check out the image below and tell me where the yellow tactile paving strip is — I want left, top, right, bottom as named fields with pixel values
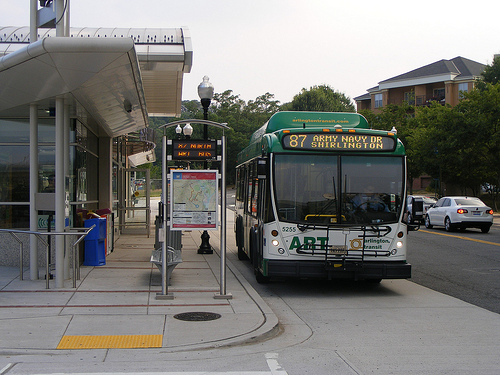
left=57, top=334, right=163, bottom=349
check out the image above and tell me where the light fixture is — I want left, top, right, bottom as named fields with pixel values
left=197, top=76, right=215, bottom=255
left=183, top=123, right=193, bottom=137
left=175, top=124, right=182, bottom=135
left=198, top=76, right=214, bottom=101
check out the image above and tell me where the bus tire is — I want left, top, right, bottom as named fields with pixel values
left=238, top=246, right=247, bottom=260
left=236, top=216, right=248, bottom=260
left=255, top=270, right=270, bottom=284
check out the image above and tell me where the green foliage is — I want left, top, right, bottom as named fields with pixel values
left=209, top=91, right=281, bottom=183
left=281, top=84, right=355, bottom=112
left=361, top=68, right=500, bottom=198
left=148, top=90, right=282, bottom=185
left=457, top=82, right=500, bottom=204
left=477, top=55, right=500, bottom=88
left=360, top=103, right=422, bottom=189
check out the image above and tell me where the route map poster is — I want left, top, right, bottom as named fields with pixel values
left=169, top=170, right=219, bottom=230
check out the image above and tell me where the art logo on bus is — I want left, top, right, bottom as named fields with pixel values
left=288, top=236, right=390, bottom=251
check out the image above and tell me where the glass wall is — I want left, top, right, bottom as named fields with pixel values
left=0, top=117, right=99, bottom=229
left=71, top=119, right=99, bottom=227
left=0, top=145, right=30, bottom=228
left=0, top=118, right=56, bottom=228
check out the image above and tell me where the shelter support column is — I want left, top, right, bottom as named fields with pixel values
left=29, top=0, right=39, bottom=280
left=99, top=137, right=113, bottom=210
left=63, top=102, right=70, bottom=279
left=29, top=104, right=39, bottom=280
left=55, top=96, right=65, bottom=287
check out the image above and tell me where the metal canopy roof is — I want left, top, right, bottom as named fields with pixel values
left=0, top=27, right=193, bottom=136
left=0, top=36, right=147, bottom=137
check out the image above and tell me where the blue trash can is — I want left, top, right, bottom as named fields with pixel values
left=84, top=217, right=106, bottom=266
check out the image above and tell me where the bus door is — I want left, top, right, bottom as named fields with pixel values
left=254, top=158, right=268, bottom=268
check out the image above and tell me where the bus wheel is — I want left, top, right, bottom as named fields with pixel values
left=237, top=245, right=247, bottom=261
left=236, top=217, right=247, bottom=260
left=255, top=270, right=270, bottom=284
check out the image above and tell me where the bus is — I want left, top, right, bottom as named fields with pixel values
left=234, top=111, right=413, bottom=283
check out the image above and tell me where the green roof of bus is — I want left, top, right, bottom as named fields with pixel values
left=237, top=111, right=404, bottom=164
left=249, top=111, right=369, bottom=143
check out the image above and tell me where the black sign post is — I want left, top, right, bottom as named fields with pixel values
left=157, top=120, right=232, bottom=300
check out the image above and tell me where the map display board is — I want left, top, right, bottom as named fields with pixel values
left=169, top=170, right=219, bottom=230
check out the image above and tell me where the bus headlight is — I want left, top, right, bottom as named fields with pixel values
left=390, top=249, right=398, bottom=255
left=272, top=239, right=279, bottom=247
left=396, top=241, right=403, bottom=248
left=278, top=248, right=285, bottom=254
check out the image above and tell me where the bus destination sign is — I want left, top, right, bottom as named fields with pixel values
left=172, top=140, right=217, bottom=160
left=282, top=133, right=396, bottom=152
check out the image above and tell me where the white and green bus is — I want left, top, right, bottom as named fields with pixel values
left=235, top=111, right=413, bottom=283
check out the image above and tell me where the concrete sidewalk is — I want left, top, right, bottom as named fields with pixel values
left=0, top=224, right=278, bottom=352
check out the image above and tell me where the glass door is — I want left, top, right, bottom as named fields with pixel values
left=119, top=168, right=151, bottom=236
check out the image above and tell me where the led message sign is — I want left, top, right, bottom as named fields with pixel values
left=282, top=133, right=396, bottom=152
left=172, top=140, right=217, bottom=160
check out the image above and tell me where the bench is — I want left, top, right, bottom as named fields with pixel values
left=150, top=246, right=182, bottom=285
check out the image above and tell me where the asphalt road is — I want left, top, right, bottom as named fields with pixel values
left=227, top=187, right=500, bottom=314
left=407, top=221, right=500, bottom=314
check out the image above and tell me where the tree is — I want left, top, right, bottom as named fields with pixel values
left=478, top=55, right=500, bottom=88
left=281, top=84, right=355, bottom=112
left=359, top=104, right=423, bottom=193
left=457, top=82, right=500, bottom=207
left=209, top=91, right=281, bottom=184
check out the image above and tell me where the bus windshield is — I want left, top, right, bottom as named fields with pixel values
left=274, top=154, right=404, bottom=226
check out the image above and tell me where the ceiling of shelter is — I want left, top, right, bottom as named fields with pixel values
left=0, top=27, right=193, bottom=134
left=0, top=37, right=147, bottom=137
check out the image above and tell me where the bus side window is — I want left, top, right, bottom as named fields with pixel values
left=235, top=168, right=241, bottom=202
left=246, top=165, right=253, bottom=214
left=251, top=179, right=259, bottom=214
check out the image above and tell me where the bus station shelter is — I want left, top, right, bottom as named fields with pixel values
left=0, top=25, right=193, bottom=286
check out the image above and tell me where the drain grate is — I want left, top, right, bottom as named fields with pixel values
left=174, top=312, right=221, bottom=321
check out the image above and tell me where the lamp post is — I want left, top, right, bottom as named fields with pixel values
left=197, top=76, right=215, bottom=254
left=198, top=75, right=214, bottom=139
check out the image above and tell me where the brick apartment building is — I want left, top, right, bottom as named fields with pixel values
left=354, top=56, right=486, bottom=112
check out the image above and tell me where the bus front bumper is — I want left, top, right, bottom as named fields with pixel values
left=266, top=260, right=411, bottom=280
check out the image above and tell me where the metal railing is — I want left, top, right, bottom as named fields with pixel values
left=116, top=206, right=151, bottom=237
left=0, top=226, right=95, bottom=289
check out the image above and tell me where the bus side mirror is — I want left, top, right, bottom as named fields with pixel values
left=257, top=158, right=267, bottom=179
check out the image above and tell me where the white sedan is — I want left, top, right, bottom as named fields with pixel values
left=424, top=196, right=494, bottom=233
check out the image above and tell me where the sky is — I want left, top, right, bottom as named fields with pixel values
left=2, top=0, right=500, bottom=106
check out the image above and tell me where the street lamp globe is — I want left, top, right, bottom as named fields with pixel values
left=183, top=123, right=193, bottom=137
left=175, top=124, right=182, bottom=138
left=198, top=75, right=214, bottom=101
